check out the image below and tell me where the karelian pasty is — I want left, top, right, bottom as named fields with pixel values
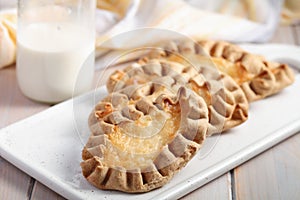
left=81, top=80, right=209, bottom=193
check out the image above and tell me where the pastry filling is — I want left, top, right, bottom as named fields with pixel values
left=166, top=54, right=253, bottom=85
left=209, top=57, right=252, bottom=85
left=102, top=98, right=181, bottom=169
left=188, top=80, right=211, bottom=105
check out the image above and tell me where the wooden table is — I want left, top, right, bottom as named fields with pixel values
left=1, top=24, right=300, bottom=200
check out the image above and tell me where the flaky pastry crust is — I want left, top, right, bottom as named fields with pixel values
left=107, top=59, right=248, bottom=135
left=81, top=81, right=209, bottom=193
left=144, top=40, right=295, bottom=102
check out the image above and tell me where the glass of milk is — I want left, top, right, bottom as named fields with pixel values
left=17, top=0, right=96, bottom=103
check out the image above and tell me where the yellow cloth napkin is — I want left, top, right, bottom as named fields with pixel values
left=0, top=9, right=17, bottom=68
left=94, top=0, right=283, bottom=69
left=281, top=0, right=300, bottom=24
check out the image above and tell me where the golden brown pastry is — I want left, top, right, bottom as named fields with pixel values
left=82, top=39, right=294, bottom=193
left=107, top=59, right=248, bottom=135
left=81, top=80, right=209, bottom=193
left=144, top=40, right=294, bottom=102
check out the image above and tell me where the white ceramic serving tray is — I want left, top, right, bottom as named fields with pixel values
left=1, top=44, right=300, bottom=200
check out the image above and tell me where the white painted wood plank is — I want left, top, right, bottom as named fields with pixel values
left=234, top=133, right=300, bottom=200
left=181, top=173, right=231, bottom=200
left=271, top=133, right=300, bottom=199
left=234, top=149, right=280, bottom=199
left=0, top=157, right=33, bottom=200
left=31, top=181, right=66, bottom=200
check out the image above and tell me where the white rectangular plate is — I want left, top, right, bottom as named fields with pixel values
left=1, top=44, right=300, bottom=200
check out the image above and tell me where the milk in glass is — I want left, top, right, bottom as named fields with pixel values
left=17, top=1, right=96, bottom=103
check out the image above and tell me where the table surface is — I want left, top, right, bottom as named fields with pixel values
left=1, top=24, right=300, bottom=200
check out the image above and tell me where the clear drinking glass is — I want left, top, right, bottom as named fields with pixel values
left=17, top=0, right=96, bottom=103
